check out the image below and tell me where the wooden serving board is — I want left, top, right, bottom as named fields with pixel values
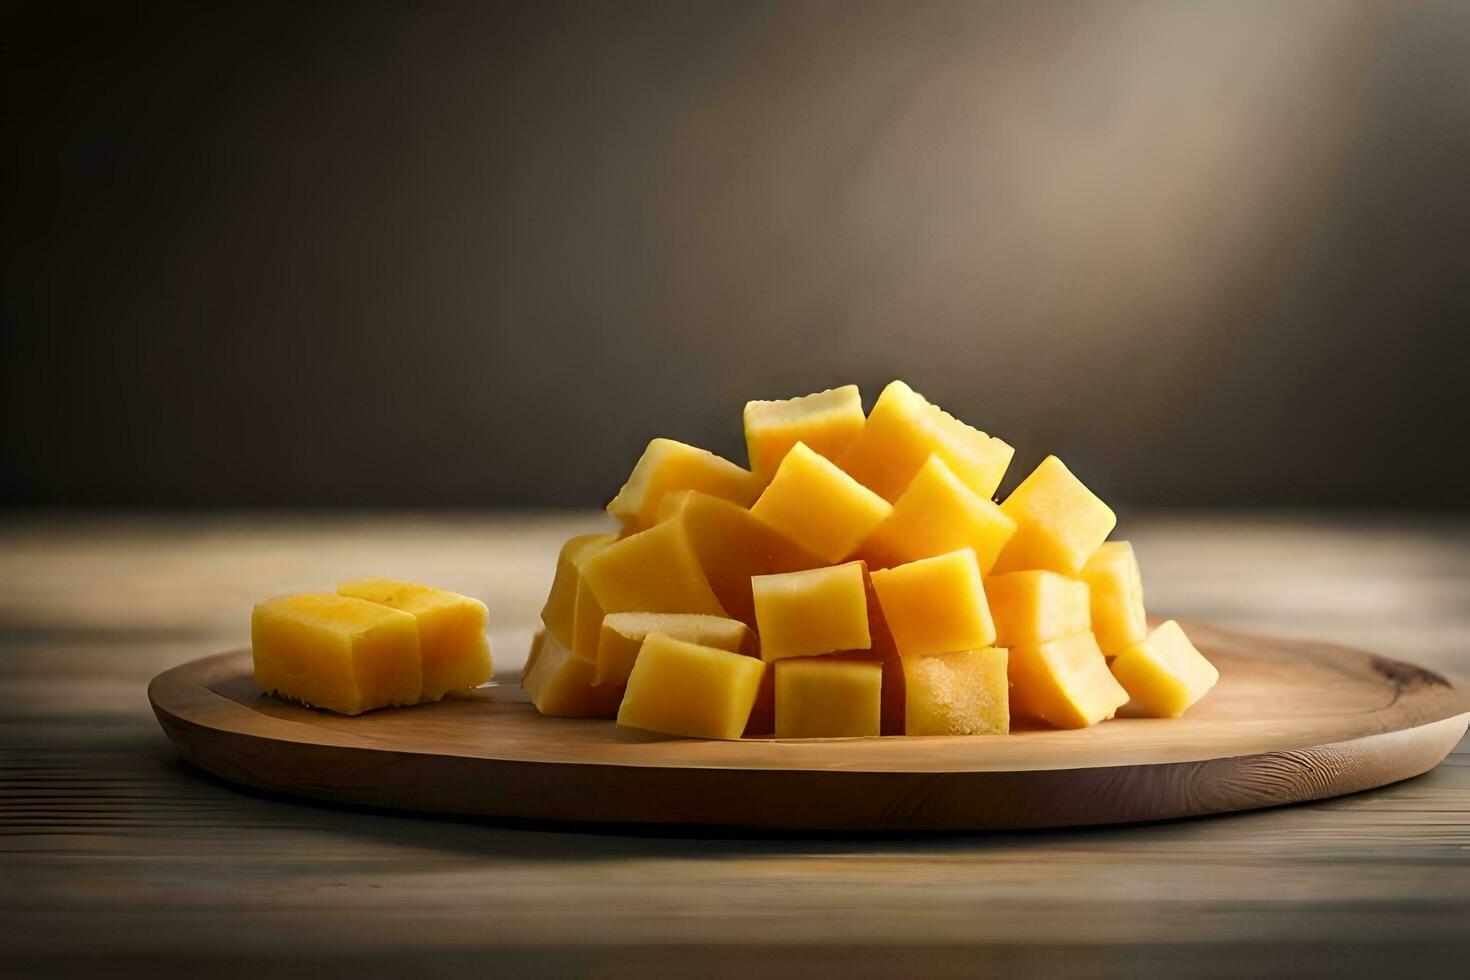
left=149, top=620, right=1469, bottom=831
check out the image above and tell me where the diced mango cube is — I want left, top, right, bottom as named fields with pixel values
left=595, top=612, right=751, bottom=686
left=1081, top=541, right=1149, bottom=655
left=750, top=441, right=893, bottom=563
left=578, top=517, right=726, bottom=617
left=617, top=633, right=766, bottom=740
left=1110, top=620, right=1218, bottom=718
left=607, top=438, right=757, bottom=533
left=337, top=578, right=491, bottom=702
left=984, top=570, right=1091, bottom=648
left=903, top=648, right=1009, bottom=736
left=839, top=380, right=1014, bottom=502
left=523, top=630, right=624, bottom=718
left=869, top=549, right=995, bottom=657
left=860, top=454, right=1017, bottom=572
left=540, top=534, right=614, bottom=647
left=774, top=658, right=882, bottom=738
left=992, top=455, right=1116, bottom=576
left=1008, top=632, right=1128, bottom=729
left=752, top=561, right=871, bottom=661
left=251, top=594, right=422, bottom=716
left=744, top=384, right=866, bottom=484
left=657, top=489, right=822, bottom=626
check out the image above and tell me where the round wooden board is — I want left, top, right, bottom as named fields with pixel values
left=149, top=620, right=1469, bottom=831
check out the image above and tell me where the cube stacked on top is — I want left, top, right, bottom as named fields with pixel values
left=529, top=381, right=1218, bottom=740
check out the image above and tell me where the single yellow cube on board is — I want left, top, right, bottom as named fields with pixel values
left=992, top=455, right=1116, bottom=576
left=869, top=549, right=995, bottom=657
left=1081, top=541, right=1149, bottom=655
left=1008, top=632, right=1128, bottom=729
left=595, top=612, right=751, bottom=687
left=1110, top=620, right=1219, bottom=718
left=657, top=490, right=824, bottom=627
left=860, top=454, right=1017, bottom=572
left=252, top=594, right=422, bottom=716
left=839, top=380, right=1014, bottom=503
left=984, top=570, right=1091, bottom=648
left=606, top=438, right=758, bottom=532
left=578, top=517, right=726, bottom=617
left=904, top=648, right=1009, bottom=736
left=522, top=629, right=547, bottom=685
left=617, top=633, right=766, bottom=740
left=751, top=561, right=872, bottom=661
left=540, top=534, right=615, bottom=648
left=337, top=578, right=492, bottom=702
left=750, top=441, right=893, bottom=563
left=522, top=631, right=624, bottom=718
left=774, top=658, right=882, bottom=738
left=744, top=384, right=867, bottom=485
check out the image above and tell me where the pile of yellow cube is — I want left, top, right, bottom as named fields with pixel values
left=527, top=381, right=1218, bottom=739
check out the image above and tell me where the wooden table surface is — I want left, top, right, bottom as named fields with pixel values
left=2, top=511, right=1467, bottom=979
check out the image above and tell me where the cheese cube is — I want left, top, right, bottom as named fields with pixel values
left=774, top=658, right=882, bottom=738
left=337, top=579, right=491, bottom=702
left=860, top=454, right=1017, bottom=572
left=1110, top=620, right=1219, bottom=718
left=540, top=534, right=614, bottom=647
left=751, top=562, right=871, bottom=661
left=750, top=441, right=893, bottom=563
left=744, top=384, right=866, bottom=484
left=657, top=489, right=823, bottom=626
left=251, top=594, right=422, bottom=716
left=594, top=612, right=751, bottom=686
left=984, top=570, right=1091, bottom=648
left=617, top=633, right=766, bottom=740
left=523, top=630, right=624, bottom=718
left=839, top=380, right=1014, bottom=502
left=1008, top=632, right=1128, bottom=729
left=607, top=438, right=757, bottom=532
left=869, top=549, right=995, bottom=657
left=993, top=455, right=1116, bottom=576
left=903, top=648, right=1009, bottom=736
left=1081, top=541, right=1149, bottom=655
left=578, top=517, right=726, bottom=617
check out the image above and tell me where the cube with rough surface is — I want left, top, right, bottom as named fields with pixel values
left=869, top=549, right=995, bottom=657
left=1110, top=620, right=1218, bottom=718
left=607, top=438, right=757, bottom=533
left=617, top=633, right=766, bottom=740
left=750, top=441, right=892, bottom=563
left=744, top=384, right=866, bottom=485
left=903, top=648, right=1009, bottom=736
left=252, top=593, right=422, bottom=716
left=337, top=578, right=491, bottom=702
left=992, top=455, right=1116, bottom=576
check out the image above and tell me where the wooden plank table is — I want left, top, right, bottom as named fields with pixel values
left=2, top=511, right=1467, bottom=978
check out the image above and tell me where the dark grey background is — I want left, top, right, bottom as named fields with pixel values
left=4, top=0, right=1468, bottom=509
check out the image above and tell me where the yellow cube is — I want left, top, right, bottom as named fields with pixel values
left=744, top=384, right=866, bottom=484
left=570, top=576, right=606, bottom=661
left=903, top=648, right=1009, bottom=736
left=336, top=578, right=491, bottom=702
left=992, top=455, right=1116, bottom=576
left=540, top=534, right=614, bottom=648
left=595, top=612, right=751, bottom=686
left=774, top=658, right=882, bottom=738
left=617, top=633, right=766, bottom=740
left=1008, top=632, right=1128, bottom=729
left=578, top=517, right=726, bottom=617
left=657, top=489, right=823, bottom=626
left=751, top=561, right=872, bottom=661
left=839, top=380, right=1014, bottom=503
left=607, top=438, right=757, bottom=533
left=750, top=441, right=893, bottom=563
left=869, top=549, right=995, bottom=657
left=1110, top=620, right=1219, bottom=718
left=251, top=594, right=422, bottom=716
left=1081, top=541, right=1149, bottom=655
left=860, top=454, right=1017, bottom=572
left=523, top=630, right=624, bottom=718
left=984, top=570, right=1091, bottom=648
